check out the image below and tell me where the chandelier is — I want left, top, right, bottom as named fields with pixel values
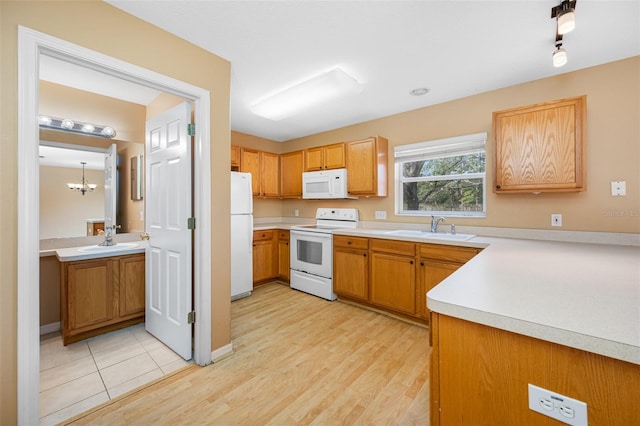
left=67, top=162, right=97, bottom=195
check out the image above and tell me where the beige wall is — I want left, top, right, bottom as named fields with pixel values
left=39, top=166, right=106, bottom=238
left=277, top=57, right=639, bottom=233
left=1, top=2, right=231, bottom=423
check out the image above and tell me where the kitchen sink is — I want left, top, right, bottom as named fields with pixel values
left=383, top=229, right=475, bottom=241
left=77, top=242, right=140, bottom=253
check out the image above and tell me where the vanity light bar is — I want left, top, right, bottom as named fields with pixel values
left=39, top=115, right=116, bottom=139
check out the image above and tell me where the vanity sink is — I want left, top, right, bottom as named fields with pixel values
left=77, top=242, right=140, bottom=253
left=383, top=229, right=475, bottom=241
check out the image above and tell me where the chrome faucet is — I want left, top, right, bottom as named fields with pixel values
left=430, top=215, right=446, bottom=233
left=99, top=224, right=121, bottom=246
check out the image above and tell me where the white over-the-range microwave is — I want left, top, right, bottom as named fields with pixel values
left=302, top=168, right=355, bottom=199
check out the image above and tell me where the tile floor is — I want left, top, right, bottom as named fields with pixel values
left=39, top=323, right=192, bottom=425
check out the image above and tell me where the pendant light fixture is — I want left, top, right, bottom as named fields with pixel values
left=67, top=162, right=97, bottom=195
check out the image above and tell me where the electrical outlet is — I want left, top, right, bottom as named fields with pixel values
left=294, top=209, right=299, bottom=217
left=528, top=384, right=588, bottom=425
left=551, top=214, right=562, bottom=227
left=375, top=211, right=387, bottom=220
left=611, top=180, right=626, bottom=196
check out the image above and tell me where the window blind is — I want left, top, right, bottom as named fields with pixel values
left=394, top=132, right=487, bottom=163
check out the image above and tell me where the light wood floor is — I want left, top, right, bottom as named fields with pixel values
left=65, top=283, right=431, bottom=425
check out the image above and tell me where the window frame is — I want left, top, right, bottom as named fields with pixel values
left=394, top=132, right=487, bottom=218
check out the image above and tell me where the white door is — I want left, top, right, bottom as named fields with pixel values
left=145, top=102, right=193, bottom=360
left=104, top=143, right=117, bottom=230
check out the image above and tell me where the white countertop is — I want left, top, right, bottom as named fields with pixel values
left=331, top=227, right=640, bottom=365
left=55, top=242, right=145, bottom=261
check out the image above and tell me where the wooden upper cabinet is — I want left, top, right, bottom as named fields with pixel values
left=261, top=152, right=280, bottom=198
left=280, top=150, right=304, bottom=198
left=240, top=148, right=261, bottom=196
left=304, top=142, right=345, bottom=171
left=345, top=136, right=388, bottom=197
left=493, top=95, right=586, bottom=193
left=230, top=145, right=240, bottom=171
left=240, top=148, right=279, bottom=198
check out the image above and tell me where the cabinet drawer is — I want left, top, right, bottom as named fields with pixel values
left=253, top=230, right=274, bottom=242
left=278, top=230, right=290, bottom=240
left=419, top=244, right=479, bottom=263
left=334, top=235, right=369, bottom=250
left=370, top=238, right=415, bottom=256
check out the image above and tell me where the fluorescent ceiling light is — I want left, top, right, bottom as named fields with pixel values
left=250, top=68, right=362, bottom=121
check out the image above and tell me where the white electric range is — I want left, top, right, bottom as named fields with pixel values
left=289, top=208, right=359, bottom=300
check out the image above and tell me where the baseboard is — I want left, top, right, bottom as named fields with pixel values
left=210, top=342, right=234, bottom=363
left=40, top=322, right=61, bottom=335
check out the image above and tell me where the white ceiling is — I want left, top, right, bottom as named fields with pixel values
left=50, top=1, right=640, bottom=142
left=39, top=145, right=105, bottom=170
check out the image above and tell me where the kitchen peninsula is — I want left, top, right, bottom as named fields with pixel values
left=332, top=228, right=639, bottom=425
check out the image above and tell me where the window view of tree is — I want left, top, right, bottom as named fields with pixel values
left=401, top=153, right=485, bottom=213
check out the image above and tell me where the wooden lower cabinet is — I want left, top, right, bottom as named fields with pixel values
left=253, top=230, right=277, bottom=284
left=277, top=230, right=290, bottom=282
left=333, top=236, right=369, bottom=301
left=61, top=253, right=145, bottom=345
left=430, top=313, right=640, bottom=426
left=370, top=252, right=416, bottom=315
left=418, top=244, right=480, bottom=320
left=333, top=237, right=480, bottom=323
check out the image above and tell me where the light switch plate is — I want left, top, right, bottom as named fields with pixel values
left=611, top=181, right=626, bottom=196
left=528, top=384, right=588, bottom=425
left=375, top=211, right=387, bottom=220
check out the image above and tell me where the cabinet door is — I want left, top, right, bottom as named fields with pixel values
left=370, top=252, right=416, bottom=315
left=261, top=152, right=280, bottom=197
left=231, top=145, right=240, bottom=170
left=253, top=230, right=277, bottom=284
left=240, top=148, right=261, bottom=196
left=323, top=142, right=346, bottom=169
left=346, top=137, right=388, bottom=196
left=334, top=248, right=369, bottom=301
left=66, top=260, right=115, bottom=331
left=277, top=239, right=290, bottom=281
left=418, top=259, right=461, bottom=320
left=303, top=147, right=323, bottom=171
left=119, top=254, right=145, bottom=318
left=493, top=96, right=585, bottom=193
left=280, top=151, right=303, bottom=197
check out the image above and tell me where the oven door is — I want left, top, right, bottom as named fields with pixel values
left=290, top=230, right=332, bottom=279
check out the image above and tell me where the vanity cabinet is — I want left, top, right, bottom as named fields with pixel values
left=280, top=151, right=304, bottom=198
left=493, top=95, right=586, bottom=193
left=333, top=236, right=369, bottom=301
left=61, top=253, right=145, bottom=345
left=417, top=244, right=480, bottom=320
left=277, top=230, right=290, bottom=282
left=345, top=136, right=388, bottom=197
left=304, top=142, right=345, bottom=171
left=240, top=148, right=280, bottom=198
left=252, top=230, right=278, bottom=284
left=369, top=239, right=416, bottom=315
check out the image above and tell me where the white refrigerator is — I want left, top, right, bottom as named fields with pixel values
left=230, top=172, right=253, bottom=300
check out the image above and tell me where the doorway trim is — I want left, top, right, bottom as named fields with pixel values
left=18, top=26, right=212, bottom=424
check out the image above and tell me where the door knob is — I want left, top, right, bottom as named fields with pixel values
left=140, top=232, right=150, bottom=240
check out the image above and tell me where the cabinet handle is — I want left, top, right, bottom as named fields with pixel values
left=420, top=261, right=424, bottom=266
left=410, top=260, right=414, bottom=264
left=496, top=185, right=501, bottom=189
left=347, top=241, right=351, bottom=245
left=286, top=242, right=288, bottom=246
left=363, top=253, right=367, bottom=257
